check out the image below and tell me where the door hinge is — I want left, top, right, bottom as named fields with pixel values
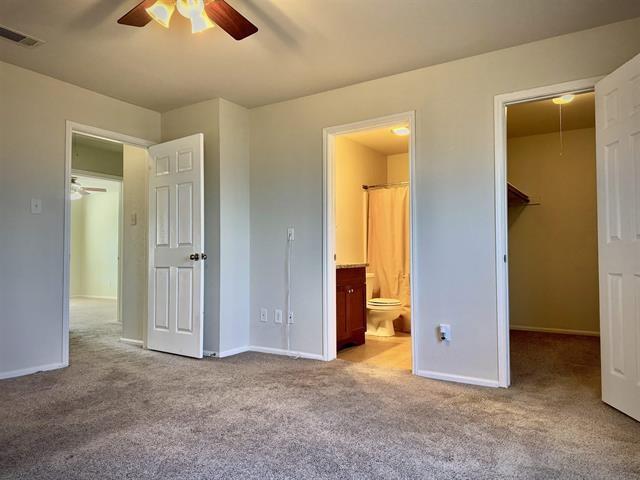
left=504, top=254, right=507, bottom=263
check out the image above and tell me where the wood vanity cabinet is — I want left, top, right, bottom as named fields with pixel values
left=336, top=266, right=366, bottom=351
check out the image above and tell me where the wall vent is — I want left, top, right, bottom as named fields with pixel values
left=0, top=25, right=44, bottom=48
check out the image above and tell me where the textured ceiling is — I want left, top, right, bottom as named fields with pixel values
left=1, top=1, right=639, bottom=111
left=507, top=92, right=595, bottom=138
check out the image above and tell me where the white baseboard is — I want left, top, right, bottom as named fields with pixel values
left=510, top=325, right=600, bottom=337
left=204, top=345, right=323, bottom=360
left=416, top=369, right=500, bottom=388
left=120, top=337, right=143, bottom=347
left=219, top=346, right=251, bottom=358
left=0, top=362, right=67, bottom=380
left=249, top=345, right=324, bottom=361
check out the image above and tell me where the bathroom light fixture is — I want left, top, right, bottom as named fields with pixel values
left=146, top=0, right=214, bottom=33
left=391, top=126, right=410, bottom=136
left=552, top=94, right=575, bottom=105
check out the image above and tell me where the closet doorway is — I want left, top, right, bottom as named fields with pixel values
left=505, top=90, right=600, bottom=389
left=322, top=112, right=418, bottom=372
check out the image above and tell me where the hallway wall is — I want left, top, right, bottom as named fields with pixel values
left=70, top=188, right=120, bottom=299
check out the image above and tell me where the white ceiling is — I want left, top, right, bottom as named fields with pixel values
left=508, top=91, right=595, bottom=138
left=1, top=1, right=639, bottom=111
left=343, top=125, right=409, bottom=156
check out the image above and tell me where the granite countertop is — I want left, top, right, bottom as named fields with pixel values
left=336, top=263, right=368, bottom=269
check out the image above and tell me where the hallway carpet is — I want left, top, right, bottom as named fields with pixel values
left=1, top=324, right=639, bottom=479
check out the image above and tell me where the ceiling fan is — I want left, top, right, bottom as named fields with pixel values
left=118, top=0, right=258, bottom=40
left=70, top=177, right=107, bottom=201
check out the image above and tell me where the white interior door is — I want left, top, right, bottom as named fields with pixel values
left=596, top=53, right=640, bottom=421
left=147, top=134, right=204, bottom=358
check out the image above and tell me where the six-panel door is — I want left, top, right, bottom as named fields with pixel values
left=147, top=134, right=204, bottom=358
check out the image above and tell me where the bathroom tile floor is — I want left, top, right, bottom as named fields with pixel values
left=337, top=332, right=412, bottom=370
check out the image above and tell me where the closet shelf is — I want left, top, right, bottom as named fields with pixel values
left=507, top=182, right=530, bottom=206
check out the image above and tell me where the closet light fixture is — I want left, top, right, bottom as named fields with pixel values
left=391, top=126, right=410, bottom=136
left=552, top=94, right=575, bottom=105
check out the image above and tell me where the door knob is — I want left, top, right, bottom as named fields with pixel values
left=189, top=253, right=200, bottom=261
left=201, top=253, right=207, bottom=260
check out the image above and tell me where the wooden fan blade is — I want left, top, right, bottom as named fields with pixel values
left=84, top=188, right=108, bottom=193
left=205, top=0, right=258, bottom=40
left=118, top=0, right=156, bottom=27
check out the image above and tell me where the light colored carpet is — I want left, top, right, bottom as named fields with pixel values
left=1, top=318, right=639, bottom=479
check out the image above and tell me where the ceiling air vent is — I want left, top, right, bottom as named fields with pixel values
left=0, top=25, right=44, bottom=48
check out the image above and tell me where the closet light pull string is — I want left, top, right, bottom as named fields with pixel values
left=559, top=103, right=564, bottom=156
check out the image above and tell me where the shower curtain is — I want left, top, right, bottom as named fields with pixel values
left=367, top=186, right=411, bottom=332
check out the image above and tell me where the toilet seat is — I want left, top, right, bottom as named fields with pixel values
left=367, top=297, right=402, bottom=310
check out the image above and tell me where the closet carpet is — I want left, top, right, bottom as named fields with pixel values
left=1, top=318, right=639, bottom=479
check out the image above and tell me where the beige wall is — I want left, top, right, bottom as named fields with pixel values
left=218, top=99, right=251, bottom=354
left=249, top=18, right=640, bottom=382
left=162, top=99, right=221, bottom=353
left=161, top=98, right=251, bottom=355
left=70, top=189, right=120, bottom=299
left=335, top=137, right=387, bottom=265
left=387, top=153, right=409, bottom=183
left=0, top=61, right=160, bottom=377
left=508, top=128, right=599, bottom=334
left=121, top=145, right=149, bottom=342
left=72, top=142, right=123, bottom=178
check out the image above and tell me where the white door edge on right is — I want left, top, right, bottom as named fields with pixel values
left=595, top=52, right=640, bottom=421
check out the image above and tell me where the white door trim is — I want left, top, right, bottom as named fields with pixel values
left=63, top=121, right=154, bottom=366
left=493, top=77, right=602, bottom=387
left=322, top=111, right=418, bottom=373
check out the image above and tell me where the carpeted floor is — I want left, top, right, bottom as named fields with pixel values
left=1, top=310, right=639, bottom=479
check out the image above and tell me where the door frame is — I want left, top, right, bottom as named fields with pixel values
left=63, top=121, right=154, bottom=366
left=493, top=77, right=601, bottom=387
left=322, top=111, right=418, bottom=372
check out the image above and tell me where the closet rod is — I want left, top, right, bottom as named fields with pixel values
left=362, top=181, right=409, bottom=190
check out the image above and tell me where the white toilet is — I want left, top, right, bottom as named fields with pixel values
left=366, top=273, right=402, bottom=337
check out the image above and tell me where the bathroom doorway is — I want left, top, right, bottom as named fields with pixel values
left=322, top=112, right=417, bottom=372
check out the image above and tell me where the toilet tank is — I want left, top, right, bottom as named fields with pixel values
left=366, top=273, right=377, bottom=300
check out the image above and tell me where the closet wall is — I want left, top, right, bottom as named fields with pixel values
left=508, top=127, right=599, bottom=334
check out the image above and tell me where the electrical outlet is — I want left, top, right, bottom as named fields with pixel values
left=287, top=311, right=294, bottom=324
left=275, top=309, right=283, bottom=324
left=260, top=308, right=268, bottom=323
left=439, top=324, right=451, bottom=342
left=30, top=198, right=42, bottom=214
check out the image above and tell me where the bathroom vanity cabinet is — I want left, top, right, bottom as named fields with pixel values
left=336, top=266, right=366, bottom=351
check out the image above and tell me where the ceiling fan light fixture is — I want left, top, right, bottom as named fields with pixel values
left=146, top=0, right=175, bottom=28
left=189, top=12, right=215, bottom=33
left=176, top=0, right=215, bottom=33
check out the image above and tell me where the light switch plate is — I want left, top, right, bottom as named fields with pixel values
left=31, top=198, right=42, bottom=214
left=275, top=309, right=283, bottom=324
left=260, top=308, right=268, bottom=323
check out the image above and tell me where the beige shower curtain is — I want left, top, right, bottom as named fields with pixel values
left=367, top=186, right=411, bottom=332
